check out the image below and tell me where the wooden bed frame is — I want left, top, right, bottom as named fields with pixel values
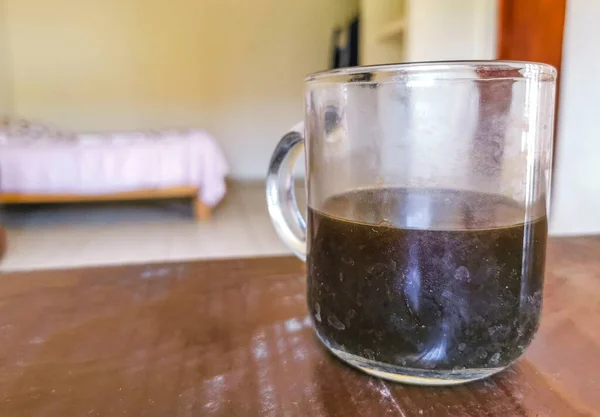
left=0, top=186, right=212, bottom=221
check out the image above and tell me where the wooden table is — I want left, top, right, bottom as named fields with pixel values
left=0, top=237, right=598, bottom=416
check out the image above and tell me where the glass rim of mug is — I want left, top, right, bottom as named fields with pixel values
left=306, top=60, right=557, bottom=84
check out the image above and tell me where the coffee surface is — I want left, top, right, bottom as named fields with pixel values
left=307, top=188, right=546, bottom=370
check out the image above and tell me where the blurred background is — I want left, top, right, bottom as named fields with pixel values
left=0, top=0, right=595, bottom=271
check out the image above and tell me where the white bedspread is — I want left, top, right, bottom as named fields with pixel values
left=0, top=129, right=229, bottom=206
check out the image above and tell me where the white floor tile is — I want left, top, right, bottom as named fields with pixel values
left=0, top=183, right=296, bottom=272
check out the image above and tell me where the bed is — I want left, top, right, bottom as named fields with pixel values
left=0, top=118, right=229, bottom=220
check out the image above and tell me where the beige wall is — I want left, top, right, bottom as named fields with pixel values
left=405, top=0, right=497, bottom=62
left=360, top=0, right=497, bottom=66
left=359, top=0, right=405, bottom=65
left=4, top=0, right=358, bottom=179
left=0, top=1, right=12, bottom=114
left=550, top=0, right=600, bottom=235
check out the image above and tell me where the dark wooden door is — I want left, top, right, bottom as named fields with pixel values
left=497, top=0, right=567, bottom=137
left=497, top=0, right=566, bottom=71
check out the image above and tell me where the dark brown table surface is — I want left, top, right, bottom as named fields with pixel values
left=0, top=237, right=599, bottom=416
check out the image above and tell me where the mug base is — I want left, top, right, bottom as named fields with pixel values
left=328, top=346, right=505, bottom=386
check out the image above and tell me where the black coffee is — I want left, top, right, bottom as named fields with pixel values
left=307, top=188, right=546, bottom=371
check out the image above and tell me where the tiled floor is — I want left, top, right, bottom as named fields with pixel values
left=0, top=183, right=301, bottom=272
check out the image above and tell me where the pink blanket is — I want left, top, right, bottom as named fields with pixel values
left=0, top=129, right=229, bottom=206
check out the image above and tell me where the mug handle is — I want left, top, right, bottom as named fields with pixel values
left=266, top=122, right=307, bottom=261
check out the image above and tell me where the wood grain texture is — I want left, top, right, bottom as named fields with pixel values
left=0, top=186, right=199, bottom=204
left=0, top=238, right=598, bottom=416
left=193, top=194, right=212, bottom=221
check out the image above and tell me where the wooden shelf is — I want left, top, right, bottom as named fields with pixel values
left=378, top=18, right=406, bottom=41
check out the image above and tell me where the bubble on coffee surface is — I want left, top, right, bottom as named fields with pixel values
left=327, top=315, right=346, bottom=331
left=489, top=352, right=501, bottom=366
left=314, top=303, right=322, bottom=323
left=454, top=266, right=470, bottom=281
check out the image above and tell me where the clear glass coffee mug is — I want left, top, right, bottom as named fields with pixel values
left=267, top=61, right=556, bottom=385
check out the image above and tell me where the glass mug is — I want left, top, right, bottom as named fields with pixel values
left=267, top=61, right=556, bottom=385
